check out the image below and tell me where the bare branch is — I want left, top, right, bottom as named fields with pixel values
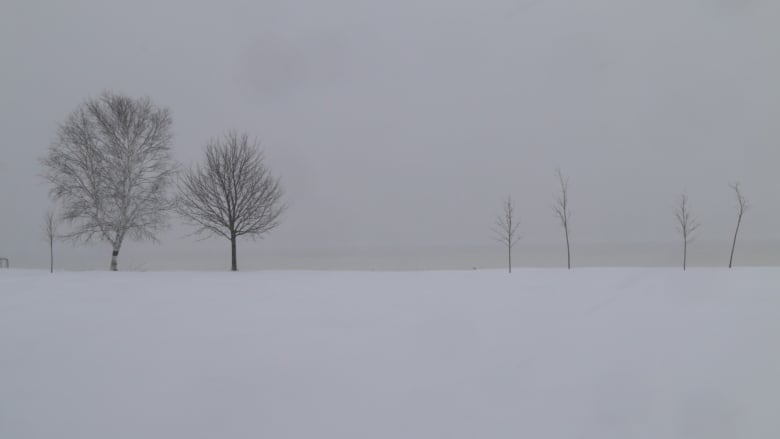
left=553, top=168, right=572, bottom=269
left=43, top=209, right=58, bottom=273
left=674, top=193, right=700, bottom=270
left=493, top=197, right=521, bottom=273
left=43, top=209, right=58, bottom=241
left=728, top=182, right=749, bottom=268
left=729, top=182, right=749, bottom=216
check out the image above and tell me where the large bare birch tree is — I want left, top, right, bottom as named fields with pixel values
left=728, top=182, right=749, bottom=268
left=674, top=194, right=699, bottom=271
left=493, top=197, right=521, bottom=273
left=177, top=132, right=285, bottom=271
left=41, top=91, right=177, bottom=271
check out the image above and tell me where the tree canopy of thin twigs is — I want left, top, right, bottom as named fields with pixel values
left=177, top=132, right=285, bottom=271
left=553, top=168, right=572, bottom=269
left=674, top=194, right=700, bottom=271
left=728, top=182, right=749, bottom=268
left=41, top=91, right=177, bottom=271
left=492, top=197, right=521, bottom=273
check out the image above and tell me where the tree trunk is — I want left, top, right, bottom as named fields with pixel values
left=50, top=237, right=54, bottom=274
left=683, top=240, right=687, bottom=271
left=564, top=226, right=571, bottom=270
left=231, top=234, right=238, bottom=271
left=110, top=248, right=119, bottom=271
left=729, top=215, right=742, bottom=269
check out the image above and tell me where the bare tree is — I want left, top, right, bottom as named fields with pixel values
left=41, top=91, right=177, bottom=271
left=43, top=209, right=58, bottom=273
left=674, top=194, right=700, bottom=271
left=728, top=182, right=749, bottom=269
left=492, top=197, right=521, bottom=273
left=553, top=168, right=572, bottom=269
left=177, top=132, right=285, bottom=271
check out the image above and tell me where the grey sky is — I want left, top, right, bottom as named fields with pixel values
left=1, top=0, right=779, bottom=270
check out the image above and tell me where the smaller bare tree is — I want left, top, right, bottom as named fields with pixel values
left=493, top=197, right=521, bottom=273
left=728, top=182, right=749, bottom=269
left=553, top=168, right=572, bottom=269
left=177, top=132, right=286, bottom=271
left=43, top=209, right=58, bottom=273
left=675, top=194, right=700, bottom=271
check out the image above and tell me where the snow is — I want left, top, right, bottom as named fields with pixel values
left=1, top=268, right=780, bottom=438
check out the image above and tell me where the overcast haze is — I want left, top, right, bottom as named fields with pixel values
left=1, top=0, right=779, bottom=270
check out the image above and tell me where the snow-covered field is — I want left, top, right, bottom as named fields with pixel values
left=2, top=268, right=780, bottom=438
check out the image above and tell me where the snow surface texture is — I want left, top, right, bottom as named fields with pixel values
left=2, top=268, right=780, bottom=438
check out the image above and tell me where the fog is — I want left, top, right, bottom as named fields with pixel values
left=1, top=0, right=779, bottom=270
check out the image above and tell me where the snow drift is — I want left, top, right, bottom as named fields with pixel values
left=2, top=268, right=779, bottom=438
